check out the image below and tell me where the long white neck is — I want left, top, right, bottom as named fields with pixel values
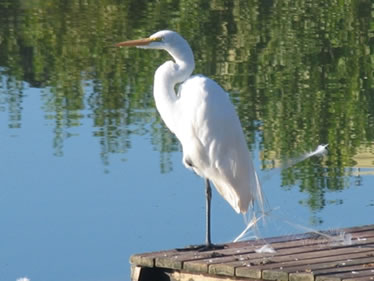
left=153, top=42, right=195, bottom=133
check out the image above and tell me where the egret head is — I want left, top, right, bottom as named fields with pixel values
left=115, top=30, right=195, bottom=81
left=115, top=30, right=184, bottom=50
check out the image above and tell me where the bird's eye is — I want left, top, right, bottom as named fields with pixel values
left=151, top=37, right=163, bottom=43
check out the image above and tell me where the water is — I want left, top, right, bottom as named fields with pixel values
left=1, top=1, right=373, bottom=280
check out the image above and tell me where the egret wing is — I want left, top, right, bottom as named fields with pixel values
left=175, top=75, right=262, bottom=214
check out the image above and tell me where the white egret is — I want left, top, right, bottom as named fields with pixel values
left=116, top=30, right=263, bottom=249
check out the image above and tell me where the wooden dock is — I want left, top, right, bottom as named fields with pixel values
left=130, top=224, right=374, bottom=281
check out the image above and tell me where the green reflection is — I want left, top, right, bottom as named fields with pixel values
left=0, top=0, right=373, bottom=215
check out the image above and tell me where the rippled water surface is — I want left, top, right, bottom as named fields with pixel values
left=0, top=1, right=373, bottom=280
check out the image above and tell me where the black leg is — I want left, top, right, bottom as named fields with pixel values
left=205, top=178, right=212, bottom=247
left=200, top=178, right=223, bottom=251
left=176, top=178, right=224, bottom=252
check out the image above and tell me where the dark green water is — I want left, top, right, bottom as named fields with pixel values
left=1, top=0, right=373, bottom=193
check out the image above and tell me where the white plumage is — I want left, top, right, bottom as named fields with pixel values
left=175, top=75, right=258, bottom=214
left=116, top=30, right=263, bottom=247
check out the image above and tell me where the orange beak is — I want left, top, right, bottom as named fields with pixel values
left=114, top=37, right=158, bottom=47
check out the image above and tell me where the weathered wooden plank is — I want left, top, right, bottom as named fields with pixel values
left=183, top=249, right=266, bottom=274
left=153, top=249, right=230, bottom=270
left=235, top=265, right=262, bottom=279
left=318, top=268, right=374, bottom=279
left=183, top=251, right=267, bottom=275
left=183, top=240, right=374, bottom=278
left=227, top=242, right=374, bottom=277
left=130, top=248, right=181, bottom=267
left=130, top=226, right=374, bottom=261
left=313, top=262, right=374, bottom=276
left=270, top=235, right=374, bottom=254
left=129, top=224, right=374, bottom=281
left=289, top=272, right=314, bottom=281
left=156, top=256, right=184, bottom=270
left=130, top=244, right=234, bottom=266
left=262, top=269, right=289, bottom=280
left=133, top=248, right=227, bottom=271
left=230, top=224, right=374, bottom=251
left=167, top=271, right=263, bottom=281
left=130, top=265, right=142, bottom=281
left=233, top=248, right=374, bottom=280
left=283, top=256, right=374, bottom=277
left=241, top=248, right=374, bottom=270
left=130, top=254, right=156, bottom=268
left=208, top=263, right=236, bottom=277
left=183, top=238, right=326, bottom=272
left=131, top=232, right=374, bottom=271
left=183, top=260, right=211, bottom=273
left=233, top=249, right=374, bottom=276
left=343, top=276, right=374, bottom=281
left=235, top=236, right=374, bottom=262
left=315, top=276, right=341, bottom=281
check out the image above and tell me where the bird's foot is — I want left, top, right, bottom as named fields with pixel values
left=176, top=243, right=225, bottom=252
left=197, top=243, right=225, bottom=252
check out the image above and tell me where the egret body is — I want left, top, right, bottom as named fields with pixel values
left=116, top=30, right=263, bottom=248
